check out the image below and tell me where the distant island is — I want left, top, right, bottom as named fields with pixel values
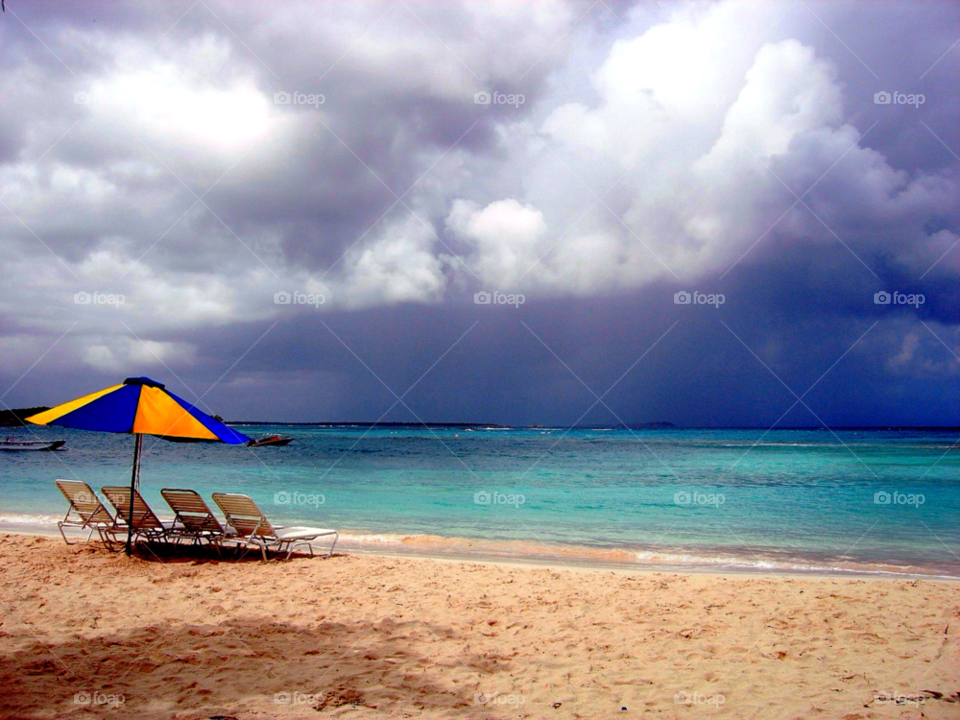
left=225, top=422, right=960, bottom=430
left=229, top=420, right=679, bottom=429
left=231, top=421, right=513, bottom=428
left=0, top=407, right=48, bottom=427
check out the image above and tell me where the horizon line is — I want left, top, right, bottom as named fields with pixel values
left=229, top=421, right=960, bottom=431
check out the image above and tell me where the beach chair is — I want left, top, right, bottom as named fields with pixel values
left=54, top=480, right=118, bottom=546
left=212, top=492, right=338, bottom=560
left=101, top=486, right=177, bottom=547
left=161, top=488, right=235, bottom=555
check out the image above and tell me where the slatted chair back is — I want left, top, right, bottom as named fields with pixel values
left=162, top=488, right=224, bottom=535
left=212, top=493, right=277, bottom=539
left=56, top=480, right=113, bottom=525
left=101, top=486, right=165, bottom=532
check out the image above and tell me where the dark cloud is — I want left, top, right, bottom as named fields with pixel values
left=0, top=0, right=957, bottom=427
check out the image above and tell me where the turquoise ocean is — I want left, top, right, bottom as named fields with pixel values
left=1, top=425, right=958, bottom=577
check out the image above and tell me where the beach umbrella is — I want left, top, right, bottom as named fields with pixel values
left=26, top=377, right=249, bottom=555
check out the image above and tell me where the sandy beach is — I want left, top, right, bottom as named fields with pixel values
left=0, top=534, right=957, bottom=718
left=2, top=0, right=958, bottom=714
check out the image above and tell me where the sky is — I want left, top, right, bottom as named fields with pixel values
left=0, top=0, right=958, bottom=427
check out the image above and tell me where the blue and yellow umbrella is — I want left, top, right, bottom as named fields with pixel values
left=28, top=377, right=249, bottom=554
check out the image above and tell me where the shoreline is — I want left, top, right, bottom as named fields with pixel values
left=5, top=518, right=958, bottom=581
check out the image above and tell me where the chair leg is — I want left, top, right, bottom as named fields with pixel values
left=288, top=540, right=313, bottom=560
left=102, top=528, right=125, bottom=552
left=100, top=529, right=114, bottom=550
left=282, top=535, right=338, bottom=560
left=235, top=540, right=253, bottom=561
left=241, top=538, right=268, bottom=561
left=58, top=522, right=76, bottom=546
left=97, top=526, right=117, bottom=549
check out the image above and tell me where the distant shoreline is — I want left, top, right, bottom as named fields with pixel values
left=230, top=421, right=677, bottom=429
left=8, top=409, right=959, bottom=431
left=3, top=523, right=958, bottom=581
left=0, top=407, right=49, bottom=427
left=228, top=421, right=960, bottom=431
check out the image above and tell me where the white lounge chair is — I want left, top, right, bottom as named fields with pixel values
left=101, top=486, right=178, bottom=547
left=54, top=480, right=117, bottom=546
left=161, top=488, right=236, bottom=555
left=212, top=492, right=338, bottom=560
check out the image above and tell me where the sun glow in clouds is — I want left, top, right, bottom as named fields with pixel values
left=80, top=69, right=271, bottom=150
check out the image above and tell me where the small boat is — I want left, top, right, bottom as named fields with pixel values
left=0, top=437, right=66, bottom=451
left=247, top=435, right=294, bottom=447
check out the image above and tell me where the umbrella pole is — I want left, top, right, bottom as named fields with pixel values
left=125, top=433, right=143, bottom=556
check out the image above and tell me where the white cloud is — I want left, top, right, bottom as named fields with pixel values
left=337, top=216, right=447, bottom=308
left=447, top=199, right=547, bottom=288
left=450, top=1, right=960, bottom=296
left=71, top=32, right=274, bottom=153
left=81, top=338, right=197, bottom=372
left=82, top=345, right=119, bottom=372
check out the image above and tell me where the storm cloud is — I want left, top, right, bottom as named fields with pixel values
left=0, top=0, right=957, bottom=426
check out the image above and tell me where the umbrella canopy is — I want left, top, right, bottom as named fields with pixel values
left=27, top=377, right=249, bottom=554
left=27, top=376, right=249, bottom=444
